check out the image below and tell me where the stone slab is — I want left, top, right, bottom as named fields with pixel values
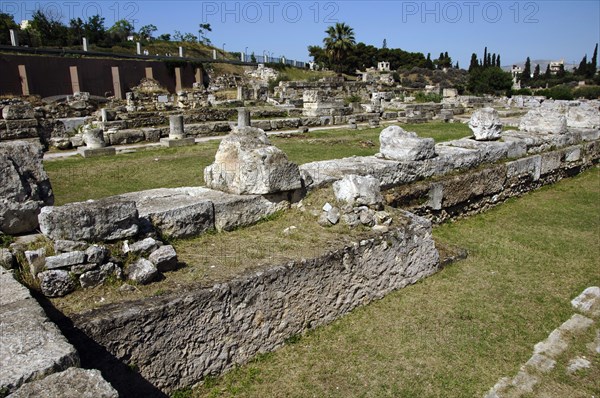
left=117, top=188, right=214, bottom=239
left=0, top=268, right=79, bottom=394
left=77, top=147, right=116, bottom=158
left=7, top=368, right=118, bottom=398
left=160, top=137, right=195, bottom=147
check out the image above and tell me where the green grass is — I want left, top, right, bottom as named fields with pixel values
left=183, top=167, right=600, bottom=398
left=44, top=122, right=470, bottom=205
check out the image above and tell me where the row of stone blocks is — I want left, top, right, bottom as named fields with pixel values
left=300, top=128, right=599, bottom=191
left=0, top=268, right=118, bottom=396
left=36, top=127, right=599, bottom=246
left=38, top=187, right=293, bottom=243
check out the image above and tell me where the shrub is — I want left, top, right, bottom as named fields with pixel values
left=511, top=88, right=533, bottom=96
left=414, top=91, right=442, bottom=103
left=572, top=85, right=600, bottom=99
left=344, top=94, right=362, bottom=104
left=536, top=85, right=574, bottom=100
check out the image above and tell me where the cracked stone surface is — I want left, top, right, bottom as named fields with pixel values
left=0, top=268, right=79, bottom=394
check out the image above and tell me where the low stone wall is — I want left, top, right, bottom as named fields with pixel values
left=385, top=143, right=598, bottom=223
left=69, top=211, right=439, bottom=394
left=300, top=129, right=598, bottom=191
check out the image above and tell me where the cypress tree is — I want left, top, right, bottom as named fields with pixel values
left=544, top=64, right=551, bottom=79
left=483, top=47, right=488, bottom=67
left=469, top=53, right=479, bottom=72
left=491, top=54, right=496, bottom=68
left=425, top=53, right=434, bottom=69
left=577, top=55, right=588, bottom=76
left=589, top=43, right=598, bottom=77
left=533, top=64, right=540, bottom=80
left=521, top=57, right=531, bottom=84
left=496, top=54, right=501, bottom=67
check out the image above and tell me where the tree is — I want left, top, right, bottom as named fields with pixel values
left=588, top=43, right=598, bottom=78
left=68, top=17, right=85, bottom=45
left=483, top=47, right=488, bottom=67
left=0, top=12, right=18, bottom=45
left=84, top=15, right=106, bottom=45
left=455, top=61, right=459, bottom=69
left=173, top=31, right=197, bottom=43
left=577, top=55, right=588, bottom=76
left=138, top=24, right=157, bottom=41
left=496, top=54, right=501, bottom=67
left=157, top=33, right=171, bottom=41
left=28, top=10, right=69, bottom=46
left=468, top=66, right=512, bottom=94
left=521, top=57, right=531, bottom=85
left=533, top=64, right=540, bottom=80
left=435, top=52, right=451, bottom=69
left=382, top=38, right=387, bottom=49
left=323, top=22, right=356, bottom=73
left=424, top=53, right=434, bottom=69
left=544, top=64, right=551, bottom=79
left=109, top=19, right=135, bottom=42
left=556, top=64, right=565, bottom=78
left=198, top=23, right=212, bottom=44
left=491, top=54, right=496, bottom=68
left=469, top=53, right=479, bottom=72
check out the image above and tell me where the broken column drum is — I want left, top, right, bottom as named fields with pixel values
left=237, top=108, right=251, bottom=128
left=82, top=128, right=106, bottom=149
left=169, top=115, right=185, bottom=139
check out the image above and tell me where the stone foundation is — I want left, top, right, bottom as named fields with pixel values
left=68, top=212, right=439, bottom=394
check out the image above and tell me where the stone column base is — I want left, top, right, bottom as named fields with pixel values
left=77, top=147, right=116, bottom=158
left=160, top=138, right=196, bottom=147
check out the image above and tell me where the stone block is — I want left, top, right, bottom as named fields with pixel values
left=39, top=198, right=139, bottom=242
left=160, top=137, right=195, bottom=147
left=126, top=258, right=158, bottom=285
left=118, top=188, right=214, bottom=239
left=149, top=245, right=178, bottom=272
left=506, top=155, right=541, bottom=181
left=7, top=368, right=118, bottom=398
left=204, top=127, right=302, bottom=195
left=0, top=141, right=54, bottom=235
left=44, top=251, right=87, bottom=270
left=0, top=268, right=79, bottom=394
left=333, top=174, right=383, bottom=207
left=77, top=147, right=116, bottom=158
left=379, top=125, right=435, bottom=161
left=540, top=151, right=562, bottom=175
left=2, top=104, right=35, bottom=120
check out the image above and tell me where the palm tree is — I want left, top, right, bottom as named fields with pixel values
left=323, top=23, right=356, bottom=73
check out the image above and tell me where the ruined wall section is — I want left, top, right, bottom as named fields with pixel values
left=70, top=212, right=439, bottom=393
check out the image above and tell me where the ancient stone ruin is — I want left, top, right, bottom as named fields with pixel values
left=1, top=60, right=599, bottom=397
left=0, top=140, right=54, bottom=235
left=204, top=126, right=302, bottom=195
left=469, top=107, right=503, bottom=141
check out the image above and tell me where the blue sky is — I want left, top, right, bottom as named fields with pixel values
left=3, top=1, right=599, bottom=67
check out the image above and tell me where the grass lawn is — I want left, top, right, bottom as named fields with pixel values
left=178, top=167, right=599, bottom=398
left=44, top=122, right=471, bottom=205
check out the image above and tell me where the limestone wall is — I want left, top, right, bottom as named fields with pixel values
left=70, top=212, right=439, bottom=393
left=385, top=142, right=598, bottom=223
